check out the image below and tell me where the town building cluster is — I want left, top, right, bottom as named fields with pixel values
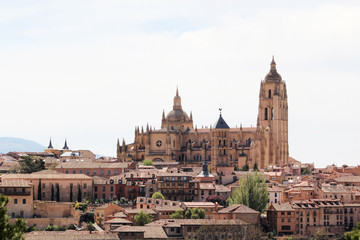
left=0, top=59, right=358, bottom=239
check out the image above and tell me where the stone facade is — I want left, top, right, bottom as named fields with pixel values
left=0, top=180, right=34, bottom=218
left=2, top=172, right=93, bottom=202
left=118, top=58, right=289, bottom=171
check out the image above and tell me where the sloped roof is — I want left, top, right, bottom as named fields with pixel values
left=25, top=231, right=119, bottom=240
left=113, top=226, right=168, bottom=239
left=218, top=204, right=259, bottom=214
left=213, top=114, right=230, bottom=129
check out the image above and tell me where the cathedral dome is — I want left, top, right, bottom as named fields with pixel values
left=265, top=56, right=282, bottom=81
left=166, top=109, right=190, bottom=121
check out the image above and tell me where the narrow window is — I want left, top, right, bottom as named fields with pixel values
left=265, top=108, right=268, bottom=120
left=271, top=107, right=274, bottom=120
left=269, top=89, right=272, bottom=98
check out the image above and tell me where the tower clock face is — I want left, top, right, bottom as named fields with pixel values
left=156, top=140, right=162, bottom=147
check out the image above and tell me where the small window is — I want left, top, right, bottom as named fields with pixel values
left=269, top=89, right=272, bottom=98
left=23, top=199, right=26, bottom=204
left=265, top=108, right=268, bottom=120
left=14, top=199, right=18, bottom=204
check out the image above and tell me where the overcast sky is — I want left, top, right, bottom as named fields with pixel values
left=0, top=1, right=359, bottom=167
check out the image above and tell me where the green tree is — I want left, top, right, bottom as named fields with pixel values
left=134, top=210, right=153, bottom=226
left=18, top=156, right=45, bottom=173
left=0, top=194, right=27, bottom=240
left=170, top=209, right=184, bottom=219
left=227, top=171, right=269, bottom=213
left=253, top=162, right=258, bottom=171
left=345, top=222, right=360, bottom=240
left=51, top=184, right=54, bottom=201
left=37, top=179, right=42, bottom=201
left=79, top=212, right=94, bottom=223
left=70, top=184, right=73, bottom=202
left=143, top=160, right=154, bottom=166
left=56, top=184, right=60, bottom=202
left=152, top=192, right=165, bottom=200
left=302, top=168, right=311, bottom=175
left=313, top=229, right=327, bottom=240
left=87, top=222, right=96, bottom=231
left=185, top=208, right=205, bottom=219
left=77, top=184, right=82, bottom=202
left=241, top=163, right=249, bottom=171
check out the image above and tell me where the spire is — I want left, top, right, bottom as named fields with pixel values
left=173, top=87, right=182, bottom=110
left=48, top=138, right=53, bottom=149
left=202, top=159, right=209, bottom=173
left=141, top=126, right=144, bottom=134
left=270, top=55, right=276, bottom=69
left=190, top=111, right=193, bottom=121
left=117, top=138, right=121, bottom=159
left=162, top=110, right=165, bottom=121
left=213, top=110, right=230, bottom=129
left=63, top=139, right=69, bottom=150
left=146, top=123, right=149, bottom=133
left=265, top=55, right=282, bottom=81
left=240, top=123, right=243, bottom=131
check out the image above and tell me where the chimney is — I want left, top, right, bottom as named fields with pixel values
left=215, top=202, right=219, bottom=212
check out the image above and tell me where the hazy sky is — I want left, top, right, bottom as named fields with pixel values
left=0, top=1, right=359, bottom=167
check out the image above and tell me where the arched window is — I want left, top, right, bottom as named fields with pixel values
left=265, top=108, right=268, bottom=120
left=219, top=139, right=221, bottom=145
left=269, top=89, right=272, bottom=98
left=223, top=140, right=226, bottom=146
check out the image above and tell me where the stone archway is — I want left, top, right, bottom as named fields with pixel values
left=152, top=158, right=164, bottom=162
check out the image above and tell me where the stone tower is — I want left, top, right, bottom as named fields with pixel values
left=253, top=57, right=289, bottom=168
left=210, top=112, right=231, bottom=171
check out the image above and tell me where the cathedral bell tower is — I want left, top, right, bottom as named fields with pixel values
left=255, top=57, right=289, bottom=168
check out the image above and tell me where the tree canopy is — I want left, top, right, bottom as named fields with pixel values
left=185, top=208, right=205, bottom=219
left=16, top=156, right=45, bottom=173
left=134, top=210, right=153, bottom=226
left=0, top=194, right=27, bottom=240
left=227, top=171, right=269, bottom=213
left=142, top=160, right=154, bottom=166
left=170, top=209, right=184, bottom=219
left=345, top=222, right=360, bottom=240
left=151, top=192, right=165, bottom=200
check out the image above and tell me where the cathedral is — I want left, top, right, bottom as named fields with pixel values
left=117, top=57, right=289, bottom=171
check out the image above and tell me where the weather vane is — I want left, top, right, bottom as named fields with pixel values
left=219, top=108, right=223, bottom=115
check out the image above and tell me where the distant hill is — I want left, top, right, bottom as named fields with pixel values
left=0, top=137, right=45, bottom=154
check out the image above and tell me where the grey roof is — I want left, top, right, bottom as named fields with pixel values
left=213, top=114, right=230, bottom=129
